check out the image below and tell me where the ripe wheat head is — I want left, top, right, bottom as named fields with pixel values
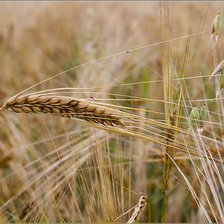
left=0, top=94, right=124, bottom=127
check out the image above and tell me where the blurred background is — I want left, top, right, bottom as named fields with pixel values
left=0, top=1, right=221, bottom=101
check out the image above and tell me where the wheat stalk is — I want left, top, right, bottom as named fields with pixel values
left=127, top=196, right=147, bottom=223
left=0, top=94, right=124, bottom=127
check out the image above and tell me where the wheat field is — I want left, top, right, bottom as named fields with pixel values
left=0, top=2, right=224, bottom=223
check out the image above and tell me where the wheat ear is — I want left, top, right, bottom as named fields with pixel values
left=127, top=196, right=147, bottom=223
left=1, top=94, right=124, bottom=127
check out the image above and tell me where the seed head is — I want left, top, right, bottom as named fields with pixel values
left=209, top=59, right=224, bottom=80
left=189, top=106, right=199, bottom=129
left=209, top=12, right=221, bottom=47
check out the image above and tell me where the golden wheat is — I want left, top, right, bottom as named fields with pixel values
left=127, top=196, right=147, bottom=223
left=0, top=94, right=124, bottom=127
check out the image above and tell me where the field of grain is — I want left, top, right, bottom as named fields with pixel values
left=0, top=2, right=224, bottom=223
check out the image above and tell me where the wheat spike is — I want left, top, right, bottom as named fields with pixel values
left=127, top=196, right=147, bottom=223
left=1, top=94, right=124, bottom=127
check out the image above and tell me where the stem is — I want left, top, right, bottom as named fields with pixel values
left=212, top=39, right=224, bottom=147
left=162, top=121, right=174, bottom=222
left=160, top=2, right=174, bottom=222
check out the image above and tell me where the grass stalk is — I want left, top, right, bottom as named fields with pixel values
left=160, top=2, right=177, bottom=222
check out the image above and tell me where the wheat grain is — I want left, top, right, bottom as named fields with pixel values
left=1, top=94, right=124, bottom=127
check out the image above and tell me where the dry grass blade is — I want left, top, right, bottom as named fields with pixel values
left=1, top=94, right=124, bottom=127
left=127, top=196, right=147, bottom=223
